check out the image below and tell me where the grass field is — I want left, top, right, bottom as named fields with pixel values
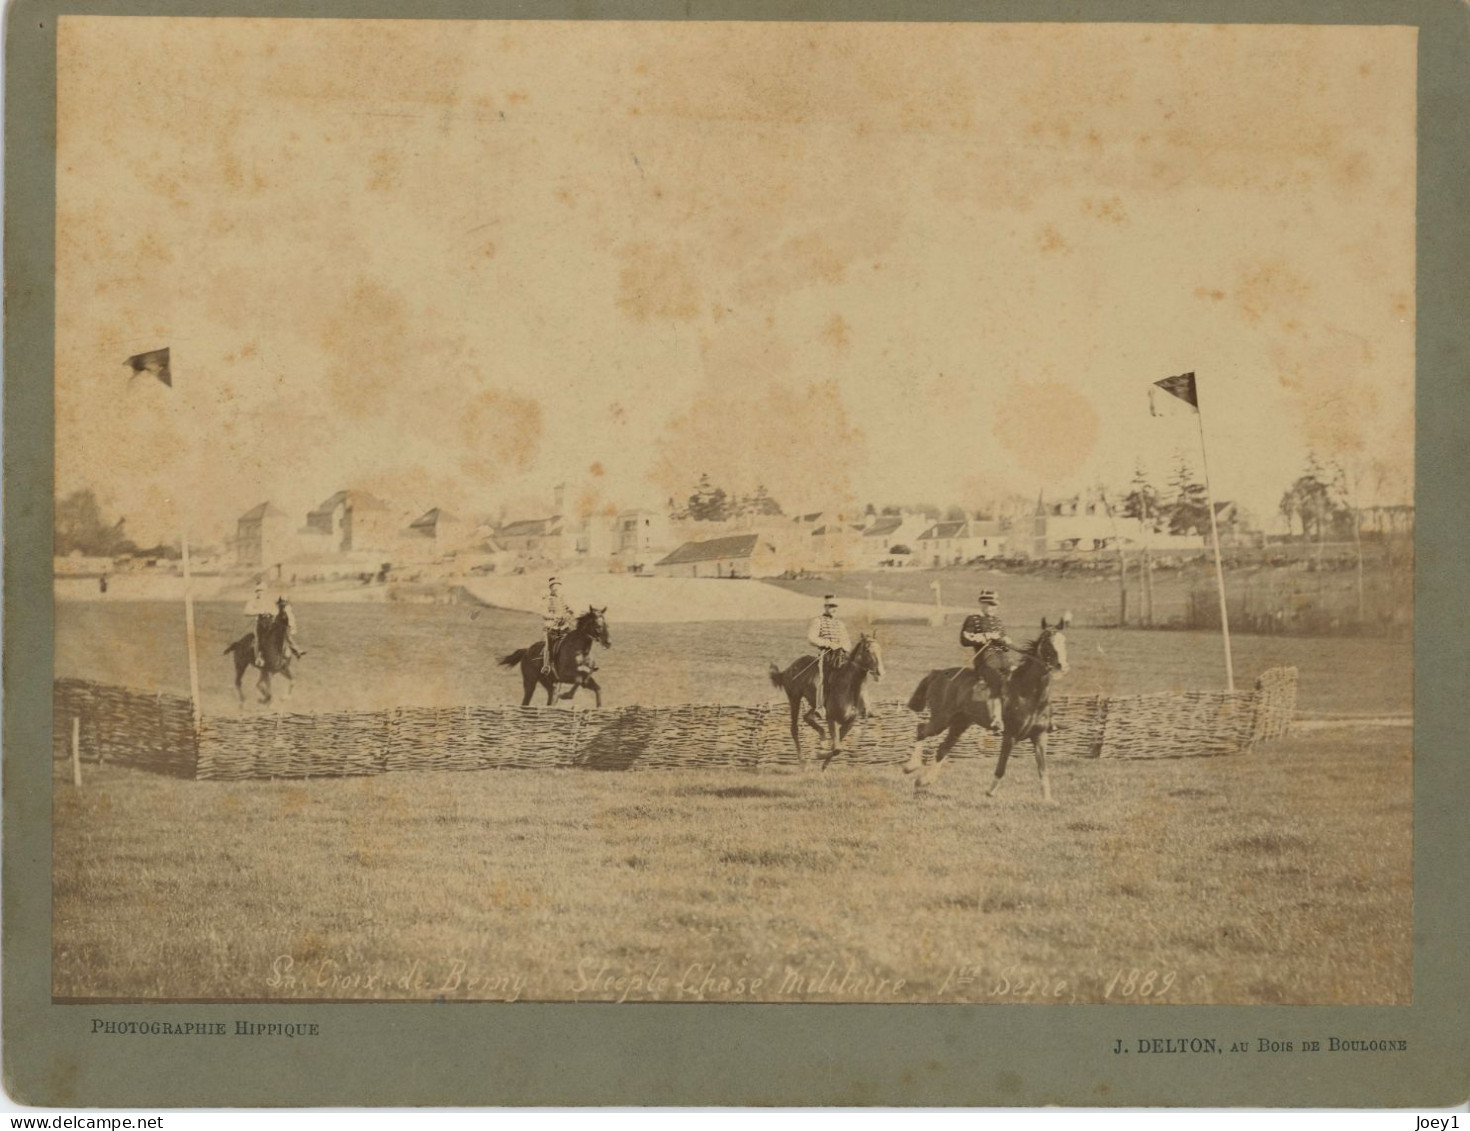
left=55, top=600, right=1411, bottom=716
left=52, top=598, right=1413, bottom=1005
left=53, top=725, right=1411, bottom=1004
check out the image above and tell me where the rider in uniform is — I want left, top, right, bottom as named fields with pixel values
left=277, top=595, right=306, bottom=660
left=242, top=581, right=273, bottom=668
left=542, top=576, right=575, bottom=675
left=960, top=588, right=1012, bottom=734
left=806, top=595, right=852, bottom=723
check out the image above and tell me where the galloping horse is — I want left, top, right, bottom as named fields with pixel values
left=224, top=611, right=296, bottom=708
left=903, top=617, right=1070, bottom=801
left=768, top=633, right=884, bottom=769
left=498, top=607, right=610, bottom=707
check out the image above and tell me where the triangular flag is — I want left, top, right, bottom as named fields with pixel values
left=1151, top=371, right=1197, bottom=415
left=125, top=347, right=171, bottom=387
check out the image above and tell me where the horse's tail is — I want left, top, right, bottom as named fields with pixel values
left=498, top=649, right=528, bottom=669
left=224, top=637, right=247, bottom=656
left=768, top=662, right=785, bottom=691
left=907, top=671, right=937, bottom=713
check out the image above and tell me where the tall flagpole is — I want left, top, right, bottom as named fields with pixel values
left=176, top=351, right=203, bottom=732
left=1194, top=396, right=1235, bottom=692
left=127, top=345, right=202, bottom=729
left=180, top=524, right=203, bottom=731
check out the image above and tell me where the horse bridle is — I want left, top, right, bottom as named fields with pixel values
left=1014, top=630, right=1064, bottom=673
left=854, top=637, right=882, bottom=677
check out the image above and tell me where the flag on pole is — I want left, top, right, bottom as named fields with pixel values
left=1149, top=371, right=1197, bottom=416
left=125, top=347, right=171, bottom=387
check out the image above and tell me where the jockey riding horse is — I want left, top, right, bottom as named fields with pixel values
left=960, top=588, right=1012, bottom=734
left=806, top=595, right=874, bottom=722
left=543, top=575, right=593, bottom=680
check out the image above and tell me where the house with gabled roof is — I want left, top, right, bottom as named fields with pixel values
left=303, top=489, right=396, bottom=554
left=860, top=513, right=931, bottom=566
left=234, top=501, right=290, bottom=568
left=917, top=518, right=1006, bottom=566
left=654, top=532, right=780, bottom=578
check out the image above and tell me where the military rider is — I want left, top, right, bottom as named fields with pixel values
left=961, top=588, right=1012, bottom=734
left=277, top=595, right=306, bottom=660
left=242, top=581, right=273, bottom=668
left=806, top=594, right=852, bottom=723
left=542, top=576, right=575, bottom=676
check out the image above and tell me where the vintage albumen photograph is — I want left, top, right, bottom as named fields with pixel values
left=52, top=18, right=1414, bottom=1005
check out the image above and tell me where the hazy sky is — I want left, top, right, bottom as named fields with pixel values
left=56, top=19, right=1416, bottom=546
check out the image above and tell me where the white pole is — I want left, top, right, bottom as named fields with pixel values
left=1195, top=406, right=1235, bottom=692
left=174, top=351, right=203, bottom=731
left=181, top=527, right=203, bottom=730
left=930, top=578, right=943, bottom=626
left=71, top=716, right=82, bottom=788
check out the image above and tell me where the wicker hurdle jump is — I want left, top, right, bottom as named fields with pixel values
left=53, top=667, right=1298, bottom=781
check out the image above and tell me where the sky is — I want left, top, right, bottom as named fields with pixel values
left=55, top=19, right=1416, bottom=547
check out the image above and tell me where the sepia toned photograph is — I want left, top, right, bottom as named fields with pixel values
left=50, top=17, right=1415, bottom=1008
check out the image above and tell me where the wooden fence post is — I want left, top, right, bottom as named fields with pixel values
left=71, top=717, right=82, bottom=787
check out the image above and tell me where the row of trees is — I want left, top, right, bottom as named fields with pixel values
left=54, top=490, right=178, bottom=560
left=1118, top=458, right=1212, bottom=536
left=671, top=475, right=785, bottom=522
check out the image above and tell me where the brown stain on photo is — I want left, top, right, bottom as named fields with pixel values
left=992, top=379, right=1099, bottom=482
left=1036, top=225, right=1069, bottom=254
left=616, top=240, right=701, bottom=322
left=822, top=313, right=851, bottom=352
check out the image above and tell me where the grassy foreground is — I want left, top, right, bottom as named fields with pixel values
left=54, top=725, right=1411, bottom=1005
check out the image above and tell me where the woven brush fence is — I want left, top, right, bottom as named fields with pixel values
left=54, top=668, right=1297, bottom=781
left=52, top=678, right=199, bottom=778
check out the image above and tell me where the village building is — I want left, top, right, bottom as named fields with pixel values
left=807, top=519, right=867, bottom=571
left=917, top=518, right=1007, bottom=566
left=654, top=533, right=781, bottom=579
left=497, top=516, right=568, bottom=563
left=1030, top=496, right=1118, bottom=555
left=234, top=502, right=291, bottom=569
left=303, top=490, right=397, bottom=554
left=401, top=508, right=472, bottom=560
left=613, top=509, right=673, bottom=572
left=859, top=514, right=931, bottom=567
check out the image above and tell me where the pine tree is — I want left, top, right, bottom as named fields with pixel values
left=1166, top=455, right=1211, bottom=536
left=1121, top=461, right=1163, bottom=532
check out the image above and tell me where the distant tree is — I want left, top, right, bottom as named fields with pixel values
left=1279, top=453, right=1351, bottom=544
left=685, top=474, right=729, bottom=522
left=879, top=505, right=903, bottom=516
left=744, top=483, right=783, bottom=517
left=943, top=505, right=968, bottom=522
left=1165, top=455, right=1211, bottom=536
left=54, top=489, right=135, bottom=557
left=1120, top=461, right=1164, bottom=532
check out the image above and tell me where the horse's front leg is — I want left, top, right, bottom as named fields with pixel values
left=1032, top=730, right=1055, bottom=805
left=905, top=712, right=950, bottom=774
left=257, top=671, right=271, bottom=706
left=821, top=718, right=854, bottom=771
left=787, top=694, right=805, bottom=763
left=583, top=676, right=602, bottom=709
left=986, top=733, right=1016, bottom=797
left=917, top=719, right=969, bottom=789
left=801, top=689, right=825, bottom=739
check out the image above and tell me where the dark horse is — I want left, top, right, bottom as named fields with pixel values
left=224, top=612, right=295, bottom=708
left=768, top=633, right=884, bottom=769
left=903, top=617, right=1070, bottom=801
left=498, top=607, right=610, bottom=707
